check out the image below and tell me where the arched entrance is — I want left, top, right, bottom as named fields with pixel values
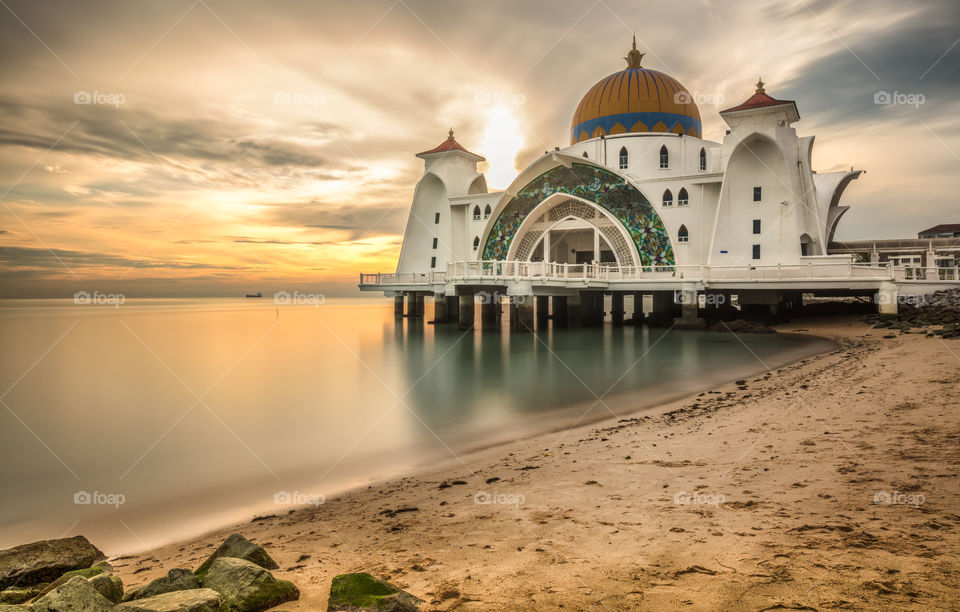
left=507, top=194, right=638, bottom=266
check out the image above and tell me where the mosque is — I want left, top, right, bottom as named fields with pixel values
left=360, top=40, right=950, bottom=328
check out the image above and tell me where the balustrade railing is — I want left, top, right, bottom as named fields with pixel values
left=359, top=260, right=940, bottom=286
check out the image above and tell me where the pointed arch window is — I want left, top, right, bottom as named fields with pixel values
left=699, top=147, right=707, bottom=171
left=678, top=224, right=689, bottom=243
left=677, top=188, right=689, bottom=206
left=662, top=189, right=673, bottom=207
left=473, top=236, right=480, bottom=251
left=619, top=146, right=628, bottom=170
left=473, top=205, right=481, bottom=220
left=659, top=145, right=669, bottom=169
left=484, top=204, right=491, bottom=219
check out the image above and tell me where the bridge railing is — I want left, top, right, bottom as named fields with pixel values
left=359, top=260, right=901, bottom=286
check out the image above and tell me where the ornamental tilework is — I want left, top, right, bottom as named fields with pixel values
left=481, top=163, right=674, bottom=266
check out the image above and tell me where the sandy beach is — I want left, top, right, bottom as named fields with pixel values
left=111, top=315, right=960, bottom=610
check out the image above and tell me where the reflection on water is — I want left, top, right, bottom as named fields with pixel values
left=0, top=298, right=830, bottom=553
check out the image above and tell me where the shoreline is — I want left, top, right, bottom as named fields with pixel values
left=104, top=315, right=960, bottom=608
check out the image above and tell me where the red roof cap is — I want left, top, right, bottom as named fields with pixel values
left=417, top=129, right=485, bottom=160
left=721, top=79, right=796, bottom=114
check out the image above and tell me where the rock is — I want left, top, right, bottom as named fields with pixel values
left=114, top=588, right=224, bottom=612
left=0, top=536, right=105, bottom=590
left=88, top=573, right=123, bottom=604
left=0, top=605, right=31, bottom=611
left=28, top=575, right=113, bottom=611
left=200, top=557, right=298, bottom=612
left=34, top=567, right=104, bottom=599
left=194, top=535, right=277, bottom=580
left=327, top=573, right=423, bottom=612
left=123, top=568, right=198, bottom=601
left=0, top=586, right=40, bottom=605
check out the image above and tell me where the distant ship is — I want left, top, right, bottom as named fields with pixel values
left=245, top=292, right=263, bottom=298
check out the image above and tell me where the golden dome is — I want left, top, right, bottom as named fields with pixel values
left=571, top=39, right=702, bottom=144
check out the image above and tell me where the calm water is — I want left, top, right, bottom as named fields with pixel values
left=0, top=298, right=831, bottom=553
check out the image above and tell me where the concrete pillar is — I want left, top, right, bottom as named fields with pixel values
left=481, top=292, right=499, bottom=331
left=536, top=295, right=550, bottom=330
left=406, top=292, right=424, bottom=318
left=552, top=296, right=568, bottom=328
left=651, top=291, right=674, bottom=324
left=567, top=294, right=582, bottom=328
left=611, top=292, right=625, bottom=326
left=580, top=291, right=602, bottom=327
left=926, top=248, right=939, bottom=280
left=679, top=287, right=698, bottom=320
left=632, top=292, right=645, bottom=322
left=432, top=293, right=447, bottom=323
left=877, top=282, right=898, bottom=320
left=445, top=295, right=459, bottom=323
left=394, top=295, right=404, bottom=317
left=510, top=297, right=534, bottom=332
left=458, top=294, right=475, bottom=330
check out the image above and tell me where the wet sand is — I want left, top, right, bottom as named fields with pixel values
left=113, top=315, right=960, bottom=610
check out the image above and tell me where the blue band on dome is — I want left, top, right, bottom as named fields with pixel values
left=572, top=112, right=702, bottom=141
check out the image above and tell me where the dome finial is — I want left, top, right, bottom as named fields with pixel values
left=756, top=78, right=765, bottom=93
left=624, top=36, right=644, bottom=69
left=448, top=127, right=455, bottom=140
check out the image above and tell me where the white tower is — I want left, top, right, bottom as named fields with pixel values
left=396, top=130, right=487, bottom=275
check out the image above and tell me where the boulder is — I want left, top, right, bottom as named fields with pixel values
left=200, top=557, right=298, bottom=612
left=0, top=536, right=105, bottom=590
left=34, top=567, right=104, bottom=599
left=327, top=573, right=423, bottom=612
left=88, top=573, right=123, bottom=604
left=114, top=588, right=224, bottom=612
left=122, top=568, right=198, bottom=601
left=194, top=535, right=277, bottom=580
left=0, top=586, right=40, bottom=605
left=27, top=575, right=113, bottom=611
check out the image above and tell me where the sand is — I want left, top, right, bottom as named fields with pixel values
left=113, top=315, right=960, bottom=610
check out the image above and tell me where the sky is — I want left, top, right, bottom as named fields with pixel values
left=1, top=0, right=958, bottom=297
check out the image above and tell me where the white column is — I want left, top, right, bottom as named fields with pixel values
left=543, top=230, right=551, bottom=263
left=593, top=228, right=600, bottom=263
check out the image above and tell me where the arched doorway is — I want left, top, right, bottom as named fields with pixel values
left=507, top=194, right=638, bottom=265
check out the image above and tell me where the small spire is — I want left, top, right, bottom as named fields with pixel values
left=755, top=78, right=766, bottom=93
left=624, top=36, right=645, bottom=69
left=448, top=127, right=455, bottom=140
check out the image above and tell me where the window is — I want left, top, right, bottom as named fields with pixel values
left=659, top=145, right=669, bottom=169
left=677, top=188, right=689, bottom=206
left=752, top=244, right=761, bottom=260
left=484, top=204, right=491, bottom=219
left=432, top=237, right=438, bottom=249
left=619, top=146, right=628, bottom=170
left=699, top=147, right=706, bottom=171
left=753, top=186, right=762, bottom=202
left=662, top=189, right=673, bottom=207
left=678, top=225, right=689, bottom=243
left=473, top=236, right=480, bottom=251
left=752, top=219, right=761, bottom=234
left=473, top=205, right=481, bottom=220
left=434, top=212, right=440, bottom=224
left=430, top=256, right=437, bottom=268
